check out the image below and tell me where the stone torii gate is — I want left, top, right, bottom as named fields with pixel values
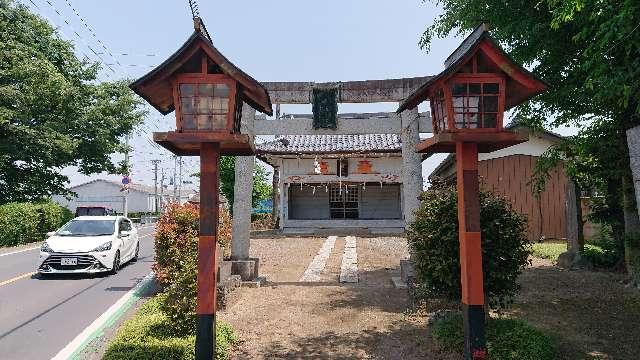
left=229, top=77, right=433, bottom=280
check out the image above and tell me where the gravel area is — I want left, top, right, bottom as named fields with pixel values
left=219, top=236, right=451, bottom=359
left=219, top=236, right=640, bottom=359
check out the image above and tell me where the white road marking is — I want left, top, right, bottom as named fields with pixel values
left=340, top=236, right=359, bottom=283
left=300, top=236, right=337, bottom=282
left=51, top=272, right=155, bottom=360
left=0, top=246, right=40, bottom=257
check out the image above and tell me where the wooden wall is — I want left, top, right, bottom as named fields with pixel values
left=478, top=155, right=568, bottom=241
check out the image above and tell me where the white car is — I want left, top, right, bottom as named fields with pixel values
left=37, top=216, right=139, bottom=275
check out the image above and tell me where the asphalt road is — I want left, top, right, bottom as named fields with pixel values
left=0, top=225, right=156, bottom=360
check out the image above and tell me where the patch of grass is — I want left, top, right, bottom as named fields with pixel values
left=104, top=296, right=237, bottom=360
left=432, top=314, right=557, bottom=360
left=530, top=242, right=566, bottom=262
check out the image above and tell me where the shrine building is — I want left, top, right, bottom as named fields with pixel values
left=257, top=132, right=409, bottom=234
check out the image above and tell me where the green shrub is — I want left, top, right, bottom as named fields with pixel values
left=408, top=180, right=531, bottom=308
left=531, top=242, right=566, bottom=262
left=153, top=203, right=232, bottom=334
left=0, top=201, right=71, bottom=247
left=432, top=314, right=557, bottom=360
left=104, top=296, right=237, bottom=360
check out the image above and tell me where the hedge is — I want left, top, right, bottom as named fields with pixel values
left=432, top=314, right=557, bottom=360
left=0, top=201, right=72, bottom=247
left=103, top=295, right=236, bottom=360
left=408, top=180, right=531, bottom=309
left=153, top=203, right=232, bottom=334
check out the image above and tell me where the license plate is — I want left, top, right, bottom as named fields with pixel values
left=60, top=257, right=77, bottom=266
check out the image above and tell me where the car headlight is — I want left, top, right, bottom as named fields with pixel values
left=41, top=242, right=53, bottom=253
left=91, top=241, right=112, bottom=252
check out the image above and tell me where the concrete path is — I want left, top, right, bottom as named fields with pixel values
left=0, top=225, right=156, bottom=360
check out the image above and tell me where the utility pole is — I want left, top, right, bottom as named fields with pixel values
left=160, top=168, right=165, bottom=211
left=151, top=159, right=161, bottom=213
left=123, top=134, right=131, bottom=217
left=173, top=155, right=178, bottom=203
left=178, top=156, right=183, bottom=203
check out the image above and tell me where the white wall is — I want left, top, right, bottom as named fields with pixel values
left=281, top=156, right=403, bottom=182
left=53, top=180, right=155, bottom=214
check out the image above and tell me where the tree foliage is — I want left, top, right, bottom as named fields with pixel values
left=0, top=0, right=145, bottom=203
left=218, top=156, right=272, bottom=211
left=408, top=181, right=531, bottom=308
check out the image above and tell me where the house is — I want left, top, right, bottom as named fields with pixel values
left=429, top=125, right=571, bottom=241
left=257, top=134, right=406, bottom=234
left=53, top=179, right=195, bottom=214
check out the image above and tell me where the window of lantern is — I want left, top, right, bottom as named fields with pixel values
left=174, top=75, right=237, bottom=132
left=449, top=77, right=504, bottom=130
left=431, top=88, right=448, bottom=133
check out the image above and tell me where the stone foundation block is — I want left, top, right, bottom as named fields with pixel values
left=230, top=258, right=260, bottom=281
left=400, top=259, right=415, bottom=284
left=217, top=260, right=232, bottom=282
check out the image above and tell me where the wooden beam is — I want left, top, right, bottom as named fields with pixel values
left=254, top=113, right=432, bottom=135
left=262, top=77, right=432, bottom=104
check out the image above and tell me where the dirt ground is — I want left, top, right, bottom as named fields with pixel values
left=219, top=237, right=640, bottom=360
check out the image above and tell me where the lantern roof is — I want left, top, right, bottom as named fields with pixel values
left=130, top=29, right=273, bottom=116
left=397, top=24, right=547, bottom=113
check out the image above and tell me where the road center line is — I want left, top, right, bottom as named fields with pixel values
left=0, top=272, right=36, bottom=288
left=300, top=236, right=337, bottom=282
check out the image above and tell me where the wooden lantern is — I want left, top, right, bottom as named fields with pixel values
left=130, top=21, right=272, bottom=156
left=399, top=23, right=547, bottom=155
left=130, top=19, right=272, bottom=360
left=398, top=24, right=547, bottom=360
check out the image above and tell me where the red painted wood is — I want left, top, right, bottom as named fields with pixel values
left=456, top=142, right=485, bottom=306
left=197, top=142, right=220, bottom=315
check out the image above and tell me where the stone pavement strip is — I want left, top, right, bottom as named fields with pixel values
left=300, top=235, right=337, bottom=282
left=340, top=235, right=359, bottom=283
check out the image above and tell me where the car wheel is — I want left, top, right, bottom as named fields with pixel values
left=132, top=242, right=139, bottom=262
left=111, top=250, right=121, bottom=275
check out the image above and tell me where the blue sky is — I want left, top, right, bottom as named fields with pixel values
left=20, top=0, right=575, bottom=189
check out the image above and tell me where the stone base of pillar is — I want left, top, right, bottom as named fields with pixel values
left=557, top=251, right=593, bottom=270
left=230, top=258, right=260, bottom=281
left=400, top=259, right=415, bottom=285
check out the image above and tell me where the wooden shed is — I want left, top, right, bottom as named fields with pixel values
left=429, top=125, right=569, bottom=241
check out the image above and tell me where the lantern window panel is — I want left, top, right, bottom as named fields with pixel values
left=431, top=88, right=449, bottom=133
left=450, top=81, right=501, bottom=129
left=177, top=81, right=233, bottom=131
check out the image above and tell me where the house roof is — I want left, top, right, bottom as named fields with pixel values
left=398, top=23, right=548, bottom=113
left=256, top=134, right=402, bottom=155
left=129, top=30, right=272, bottom=116
left=428, top=125, right=565, bottom=180
left=68, top=179, right=194, bottom=197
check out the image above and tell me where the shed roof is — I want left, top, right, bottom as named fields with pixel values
left=428, top=125, right=564, bottom=180
left=256, top=134, right=402, bottom=155
left=130, top=30, right=272, bottom=116
left=398, top=24, right=547, bottom=112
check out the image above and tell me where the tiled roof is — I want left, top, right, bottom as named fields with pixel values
left=256, top=134, right=402, bottom=155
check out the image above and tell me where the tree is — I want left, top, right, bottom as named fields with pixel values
left=0, top=0, right=145, bottom=203
left=218, top=157, right=272, bottom=212
left=419, top=0, right=640, bottom=271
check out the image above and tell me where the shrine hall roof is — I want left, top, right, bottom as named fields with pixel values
left=256, top=134, right=402, bottom=155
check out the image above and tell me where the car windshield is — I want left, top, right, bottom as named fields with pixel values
left=57, top=220, right=116, bottom=236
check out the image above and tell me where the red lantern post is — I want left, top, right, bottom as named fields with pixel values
left=398, top=24, right=547, bottom=360
left=130, top=18, right=272, bottom=360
